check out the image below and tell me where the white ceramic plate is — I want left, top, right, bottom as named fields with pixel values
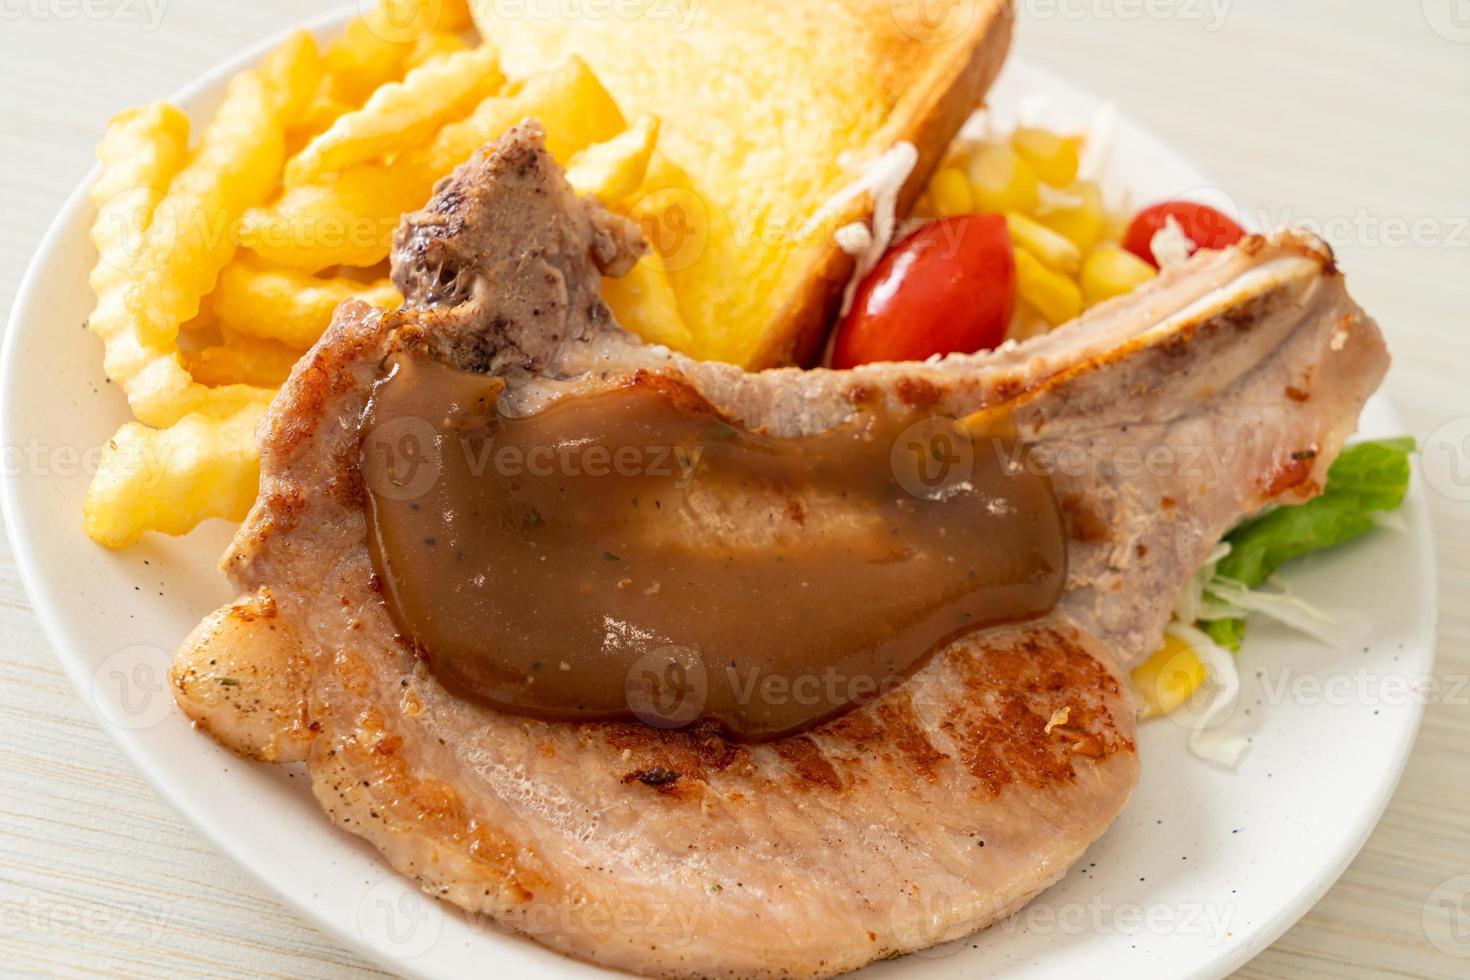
left=0, top=9, right=1437, bottom=979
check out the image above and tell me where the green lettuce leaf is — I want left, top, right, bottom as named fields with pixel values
left=1205, top=437, right=1415, bottom=649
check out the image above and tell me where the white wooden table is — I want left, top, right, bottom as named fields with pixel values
left=0, top=2, right=1465, bottom=976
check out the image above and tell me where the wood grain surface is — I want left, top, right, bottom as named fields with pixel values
left=0, top=1, right=1464, bottom=977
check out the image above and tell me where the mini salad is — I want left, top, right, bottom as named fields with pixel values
left=831, top=118, right=1246, bottom=368
left=834, top=112, right=1413, bottom=765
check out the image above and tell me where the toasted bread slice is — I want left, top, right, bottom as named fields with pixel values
left=472, top=0, right=1014, bottom=367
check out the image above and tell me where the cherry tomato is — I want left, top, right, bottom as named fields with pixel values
left=1123, top=201, right=1245, bottom=268
left=831, top=215, right=1016, bottom=370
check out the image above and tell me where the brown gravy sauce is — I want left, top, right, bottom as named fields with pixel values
left=362, top=353, right=1066, bottom=741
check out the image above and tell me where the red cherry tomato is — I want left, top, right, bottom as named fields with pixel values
left=831, top=215, right=1015, bottom=370
left=1123, top=201, right=1245, bottom=268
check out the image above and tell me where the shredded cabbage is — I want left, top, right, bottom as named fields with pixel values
left=1204, top=577, right=1346, bottom=648
left=1150, top=215, right=1197, bottom=269
left=1164, top=623, right=1250, bottom=768
left=1146, top=439, right=1416, bottom=767
left=799, top=142, right=918, bottom=323
left=1173, top=541, right=1232, bottom=625
left=1202, top=438, right=1415, bottom=650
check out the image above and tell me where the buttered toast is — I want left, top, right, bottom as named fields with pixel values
left=473, top=0, right=1015, bottom=367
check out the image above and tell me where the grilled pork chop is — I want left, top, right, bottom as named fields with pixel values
left=173, top=124, right=1388, bottom=977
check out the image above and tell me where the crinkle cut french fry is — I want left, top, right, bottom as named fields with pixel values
left=296, top=92, right=354, bottom=135
left=436, top=0, right=472, bottom=32
left=185, top=334, right=304, bottom=388
left=323, top=0, right=465, bottom=104
left=260, top=29, right=325, bottom=124
left=367, top=0, right=471, bottom=43
left=89, top=103, right=190, bottom=297
left=565, top=117, right=678, bottom=349
left=93, top=290, right=274, bottom=427
left=601, top=253, right=694, bottom=353
left=287, top=44, right=502, bottom=183
left=213, top=256, right=401, bottom=348
left=85, top=102, right=274, bottom=428
left=323, top=17, right=411, bottom=105
left=287, top=91, right=355, bottom=160
left=120, top=72, right=279, bottom=347
left=124, top=32, right=317, bottom=349
left=406, top=31, right=468, bottom=71
left=84, top=403, right=267, bottom=549
left=425, top=56, right=624, bottom=173
left=238, top=166, right=425, bottom=272
left=565, top=115, right=660, bottom=208
left=241, top=57, right=625, bottom=271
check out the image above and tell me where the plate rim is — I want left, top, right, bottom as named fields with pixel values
left=0, top=8, right=1438, bottom=979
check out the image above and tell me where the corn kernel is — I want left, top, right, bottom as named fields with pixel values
left=1014, top=247, right=1083, bottom=326
left=1012, top=127, right=1081, bottom=187
left=1082, top=246, right=1157, bottom=306
left=966, top=143, right=1040, bottom=214
left=928, top=167, right=974, bottom=217
left=1005, top=211, right=1082, bottom=275
left=1006, top=300, right=1051, bottom=342
left=1037, top=180, right=1106, bottom=254
left=1131, top=633, right=1208, bottom=719
left=1104, top=208, right=1133, bottom=245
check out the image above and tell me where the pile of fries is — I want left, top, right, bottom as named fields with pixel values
left=83, top=0, right=662, bottom=547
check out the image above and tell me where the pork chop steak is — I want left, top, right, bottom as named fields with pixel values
left=173, top=124, right=1389, bottom=977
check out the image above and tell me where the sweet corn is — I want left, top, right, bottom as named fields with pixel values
left=1037, top=179, right=1106, bottom=254
left=920, top=127, right=1151, bottom=344
left=1005, top=211, right=1081, bottom=275
left=1007, top=300, right=1051, bottom=342
left=966, top=143, right=1040, bottom=214
left=1012, top=127, right=1080, bottom=187
left=1131, top=632, right=1208, bottom=719
left=928, top=166, right=973, bottom=217
left=1014, top=247, right=1083, bottom=326
left=1082, top=246, right=1157, bottom=306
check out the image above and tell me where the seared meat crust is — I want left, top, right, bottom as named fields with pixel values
left=180, top=124, right=1387, bottom=978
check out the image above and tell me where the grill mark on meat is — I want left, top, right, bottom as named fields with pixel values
left=824, top=709, right=886, bottom=748
left=943, top=629, right=1128, bottom=798
left=774, top=737, right=844, bottom=791
left=874, top=694, right=948, bottom=780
